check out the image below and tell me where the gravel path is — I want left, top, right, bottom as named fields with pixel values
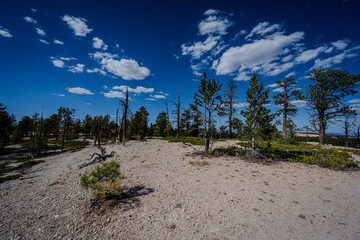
left=1, top=139, right=359, bottom=239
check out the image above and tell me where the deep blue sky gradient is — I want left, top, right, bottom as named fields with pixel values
left=0, top=0, right=359, bottom=133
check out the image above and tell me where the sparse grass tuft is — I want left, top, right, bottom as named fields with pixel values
left=0, top=174, right=22, bottom=184
left=188, top=160, right=210, bottom=166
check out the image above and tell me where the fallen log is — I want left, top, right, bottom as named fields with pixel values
left=79, top=153, right=114, bottom=169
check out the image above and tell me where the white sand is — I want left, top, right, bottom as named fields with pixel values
left=1, top=139, right=359, bottom=239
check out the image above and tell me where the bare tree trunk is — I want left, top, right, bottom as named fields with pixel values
left=36, top=112, right=43, bottom=156
left=114, top=107, right=119, bottom=143
left=319, top=121, right=325, bottom=145
left=283, top=112, right=287, bottom=138
left=345, top=125, right=348, bottom=148
left=176, top=88, right=180, bottom=137
left=122, top=88, right=129, bottom=145
left=229, top=97, right=233, bottom=139
left=251, top=122, right=255, bottom=157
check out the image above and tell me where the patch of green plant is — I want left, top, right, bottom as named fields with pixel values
left=18, top=160, right=45, bottom=171
left=0, top=174, right=22, bottom=184
left=211, top=146, right=248, bottom=157
left=139, top=139, right=147, bottom=142
left=80, top=160, right=124, bottom=201
left=341, top=148, right=360, bottom=155
left=64, top=140, right=89, bottom=152
left=237, top=140, right=358, bottom=170
left=163, top=136, right=204, bottom=145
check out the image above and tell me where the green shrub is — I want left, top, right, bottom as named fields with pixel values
left=237, top=140, right=358, bottom=170
left=163, top=136, right=204, bottom=145
left=0, top=174, right=22, bottom=184
left=211, top=146, right=248, bottom=157
left=80, top=160, right=123, bottom=201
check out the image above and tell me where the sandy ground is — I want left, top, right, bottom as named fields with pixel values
left=0, top=139, right=359, bottom=240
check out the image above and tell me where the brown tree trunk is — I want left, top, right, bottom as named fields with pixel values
left=283, top=112, right=287, bottom=138
left=229, top=98, right=233, bottom=139
left=319, top=121, right=325, bottom=145
left=122, top=89, right=128, bottom=145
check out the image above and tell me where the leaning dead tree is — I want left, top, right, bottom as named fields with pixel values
left=171, top=87, right=182, bottom=137
left=79, top=146, right=114, bottom=169
left=118, top=88, right=129, bottom=145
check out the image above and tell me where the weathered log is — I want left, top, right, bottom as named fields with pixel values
left=79, top=153, right=113, bottom=169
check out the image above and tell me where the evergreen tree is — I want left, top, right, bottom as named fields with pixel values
left=241, top=72, right=275, bottom=156
left=154, top=111, right=168, bottom=137
left=82, top=115, right=93, bottom=138
left=130, top=106, right=149, bottom=139
left=58, top=107, right=75, bottom=150
left=306, top=68, right=360, bottom=145
left=272, top=77, right=303, bottom=138
left=190, top=72, right=222, bottom=153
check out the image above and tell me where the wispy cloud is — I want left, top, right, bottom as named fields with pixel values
left=245, top=22, right=281, bottom=40
left=52, top=93, right=65, bottom=97
left=54, top=39, right=64, bottom=45
left=68, top=64, right=85, bottom=73
left=0, top=26, right=12, bottom=37
left=52, top=59, right=65, bottom=68
left=66, top=87, right=94, bottom=95
left=112, top=85, right=154, bottom=94
left=86, top=68, right=106, bottom=76
left=198, top=11, right=232, bottom=36
left=23, top=16, right=37, bottom=24
left=39, top=39, right=50, bottom=44
left=61, top=15, right=92, bottom=37
left=36, top=27, right=46, bottom=36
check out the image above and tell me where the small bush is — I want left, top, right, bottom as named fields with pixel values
left=80, top=160, right=124, bottom=201
left=237, top=140, right=358, bottom=170
left=163, top=137, right=204, bottom=145
left=211, top=146, right=248, bottom=157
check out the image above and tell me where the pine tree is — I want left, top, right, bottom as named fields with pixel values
left=190, top=72, right=222, bottom=153
left=223, top=79, right=239, bottom=138
left=272, top=77, right=303, bottom=138
left=241, top=72, right=275, bottom=156
left=58, top=107, right=75, bottom=150
left=306, top=68, right=360, bottom=145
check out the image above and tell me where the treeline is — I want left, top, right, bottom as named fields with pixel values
left=1, top=68, right=359, bottom=155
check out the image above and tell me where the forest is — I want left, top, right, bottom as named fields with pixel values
left=1, top=68, right=360, bottom=168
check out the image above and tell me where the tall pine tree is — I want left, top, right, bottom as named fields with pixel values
left=241, top=73, right=274, bottom=156
left=272, top=77, right=303, bottom=138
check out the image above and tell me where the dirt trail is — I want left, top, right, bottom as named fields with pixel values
left=1, top=139, right=359, bottom=239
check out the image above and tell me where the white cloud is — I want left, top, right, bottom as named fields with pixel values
left=36, top=28, right=46, bottom=36
left=332, top=39, right=349, bottom=50
left=290, top=100, right=307, bottom=108
left=233, top=102, right=249, bottom=108
left=286, top=72, right=295, bottom=78
left=93, top=53, right=150, bottom=80
left=198, top=15, right=232, bottom=36
left=273, top=87, right=284, bottom=92
left=0, top=27, right=12, bottom=38
left=54, top=39, right=64, bottom=45
left=282, top=55, right=293, bottom=62
left=102, top=90, right=126, bottom=99
left=85, top=103, right=91, bottom=105
left=39, top=39, right=49, bottom=44
left=30, top=8, right=37, bottom=12
left=267, top=83, right=279, bottom=88
left=204, top=9, right=220, bottom=16
left=112, top=85, right=154, bottom=94
left=86, top=68, right=106, bottom=76
left=67, top=87, right=94, bottom=95
left=245, top=22, right=281, bottom=40
left=61, top=15, right=92, bottom=37
left=52, top=93, right=65, bottom=97
left=295, top=46, right=326, bottom=63
left=92, top=37, right=108, bottom=50
left=216, top=31, right=304, bottom=76
left=23, top=16, right=37, bottom=24
left=52, top=59, right=65, bottom=68
left=103, top=85, right=109, bottom=89
left=313, top=51, right=357, bottom=69
left=181, top=36, right=221, bottom=59
left=150, top=94, right=167, bottom=99
left=68, top=64, right=85, bottom=73
left=146, top=98, right=157, bottom=101
left=59, top=57, right=76, bottom=61
left=348, top=98, right=360, bottom=104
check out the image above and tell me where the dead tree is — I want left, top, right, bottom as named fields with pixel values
left=171, top=87, right=182, bottom=137
left=79, top=146, right=115, bottom=169
left=118, top=88, right=129, bottom=145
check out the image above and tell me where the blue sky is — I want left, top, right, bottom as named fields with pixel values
left=0, top=0, right=359, bottom=134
